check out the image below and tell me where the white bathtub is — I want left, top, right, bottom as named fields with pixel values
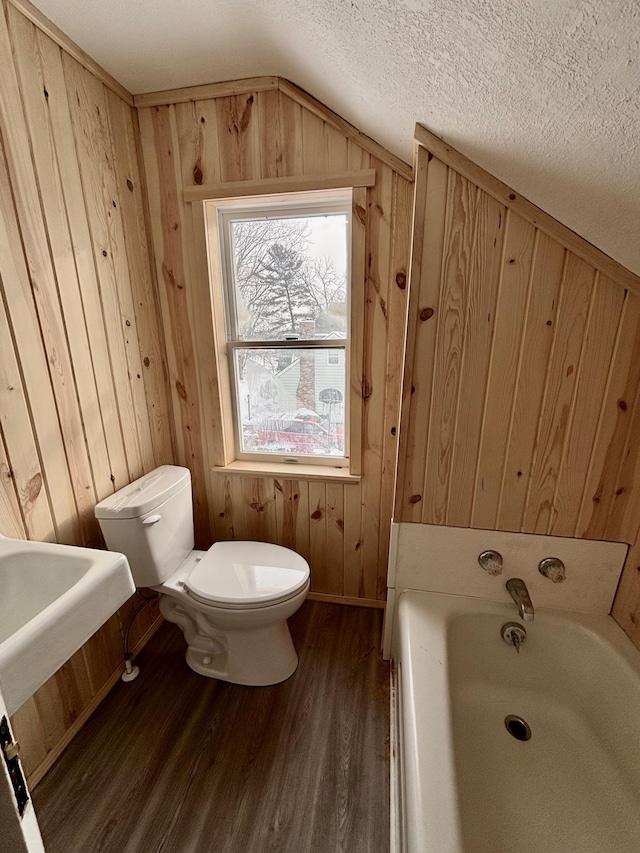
left=392, top=589, right=640, bottom=853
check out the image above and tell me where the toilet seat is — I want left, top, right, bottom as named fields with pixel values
left=184, top=541, right=310, bottom=609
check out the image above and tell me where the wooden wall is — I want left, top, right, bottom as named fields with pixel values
left=396, top=133, right=640, bottom=649
left=0, top=0, right=173, bottom=783
left=137, top=80, right=414, bottom=605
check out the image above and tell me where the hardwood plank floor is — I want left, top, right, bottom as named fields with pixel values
left=33, top=602, right=390, bottom=852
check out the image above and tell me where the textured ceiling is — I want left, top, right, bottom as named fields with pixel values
left=31, top=0, right=640, bottom=274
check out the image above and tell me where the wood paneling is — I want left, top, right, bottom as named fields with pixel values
left=138, top=87, right=413, bottom=600
left=397, top=135, right=640, bottom=650
left=0, top=1, right=171, bottom=783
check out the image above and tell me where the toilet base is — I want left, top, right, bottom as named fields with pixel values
left=158, top=592, right=303, bottom=686
left=184, top=620, right=299, bottom=686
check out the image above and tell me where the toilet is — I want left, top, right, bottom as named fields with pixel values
left=95, top=465, right=310, bottom=686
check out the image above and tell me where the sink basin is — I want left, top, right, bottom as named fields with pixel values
left=0, top=534, right=135, bottom=715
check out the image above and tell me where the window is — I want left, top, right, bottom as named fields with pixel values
left=210, top=191, right=352, bottom=466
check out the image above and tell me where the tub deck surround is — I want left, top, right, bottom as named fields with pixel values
left=392, top=590, right=640, bottom=853
left=383, top=523, right=628, bottom=656
left=32, top=601, right=390, bottom=853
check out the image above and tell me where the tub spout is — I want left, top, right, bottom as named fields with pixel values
left=506, top=578, right=534, bottom=622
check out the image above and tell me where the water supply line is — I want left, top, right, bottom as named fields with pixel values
left=121, top=589, right=158, bottom=682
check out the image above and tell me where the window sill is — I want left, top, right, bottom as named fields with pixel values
left=212, top=460, right=361, bottom=483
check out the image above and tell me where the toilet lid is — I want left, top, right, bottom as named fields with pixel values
left=185, top=541, right=310, bottom=607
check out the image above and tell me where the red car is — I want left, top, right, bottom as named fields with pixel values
left=257, top=417, right=343, bottom=453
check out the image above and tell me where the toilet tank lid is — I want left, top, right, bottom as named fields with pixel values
left=95, top=466, right=191, bottom=519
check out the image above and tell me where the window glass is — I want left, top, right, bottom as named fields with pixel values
left=228, top=214, right=348, bottom=341
left=234, top=347, right=345, bottom=458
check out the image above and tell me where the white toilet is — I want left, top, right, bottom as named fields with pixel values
left=95, top=465, right=310, bottom=686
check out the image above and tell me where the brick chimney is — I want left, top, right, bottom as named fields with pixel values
left=296, top=320, right=316, bottom=411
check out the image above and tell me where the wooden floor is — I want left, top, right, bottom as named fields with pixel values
left=33, top=602, right=390, bottom=853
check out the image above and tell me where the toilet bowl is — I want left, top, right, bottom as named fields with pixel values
left=95, top=466, right=310, bottom=686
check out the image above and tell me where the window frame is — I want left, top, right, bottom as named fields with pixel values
left=201, top=185, right=366, bottom=478
left=216, top=193, right=351, bottom=467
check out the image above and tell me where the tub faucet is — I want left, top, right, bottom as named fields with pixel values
left=506, top=578, right=534, bottom=622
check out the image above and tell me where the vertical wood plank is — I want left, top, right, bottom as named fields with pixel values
left=176, top=99, right=222, bottom=189
left=277, top=91, right=303, bottom=176
left=395, top=152, right=446, bottom=520
left=347, top=139, right=371, bottom=171
left=274, top=478, right=300, bottom=550
left=325, top=482, right=345, bottom=595
left=577, top=292, right=640, bottom=539
left=138, top=107, right=186, bottom=464
left=7, top=697, right=48, bottom=775
left=294, top=478, right=310, bottom=565
left=378, top=173, right=412, bottom=595
left=210, top=473, right=235, bottom=541
left=549, top=277, right=624, bottom=535
left=106, top=88, right=173, bottom=470
left=243, top=477, right=276, bottom=542
left=216, top=93, right=261, bottom=182
left=522, top=254, right=595, bottom=533
left=302, top=111, right=326, bottom=174
left=422, top=172, right=478, bottom=524
left=447, top=191, right=506, bottom=526
left=308, top=481, right=327, bottom=591
left=497, top=233, right=565, bottom=531
left=343, top=482, right=364, bottom=597
left=81, top=614, right=123, bottom=696
left=471, top=212, right=536, bottom=528
left=227, top=475, right=249, bottom=541
left=0, top=433, right=28, bottom=539
left=360, top=161, right=393, bottom=597
left=257, top=89, right=280, bottom=179
left=602, top=376, right=640, bottom=543
left=324, top=124, right=349, bottom=173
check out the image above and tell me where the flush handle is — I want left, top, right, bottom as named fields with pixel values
left=142, top=514, right=161, bottom=525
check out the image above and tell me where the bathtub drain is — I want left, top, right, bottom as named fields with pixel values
left=505, top=715, right=531, bottom=741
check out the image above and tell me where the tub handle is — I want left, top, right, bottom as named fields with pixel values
left=539, top=557, right=565, bottom=582
left=478, top=550, right=503, bottom=576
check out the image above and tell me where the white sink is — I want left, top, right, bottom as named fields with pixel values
left=0, top=534, right=135, bottom=715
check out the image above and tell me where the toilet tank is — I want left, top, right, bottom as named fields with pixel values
left=95, top=466, right=194, bottom=587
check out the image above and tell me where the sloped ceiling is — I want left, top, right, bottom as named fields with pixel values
left=31, top=0, right=640, bottom=274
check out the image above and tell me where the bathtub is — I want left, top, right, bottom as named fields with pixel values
left=392, top=589, right=640, bottom=853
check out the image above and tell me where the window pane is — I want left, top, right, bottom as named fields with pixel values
left=229, top=214, right=348, bottom=342
left=235, top=347, right=346, bottom=458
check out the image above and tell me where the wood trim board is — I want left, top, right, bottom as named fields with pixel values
left=133, top=76, right=280, bottom=108
left=183, top=169, right=377, bottom=202
left=306, top=592, right=385, bottom=608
